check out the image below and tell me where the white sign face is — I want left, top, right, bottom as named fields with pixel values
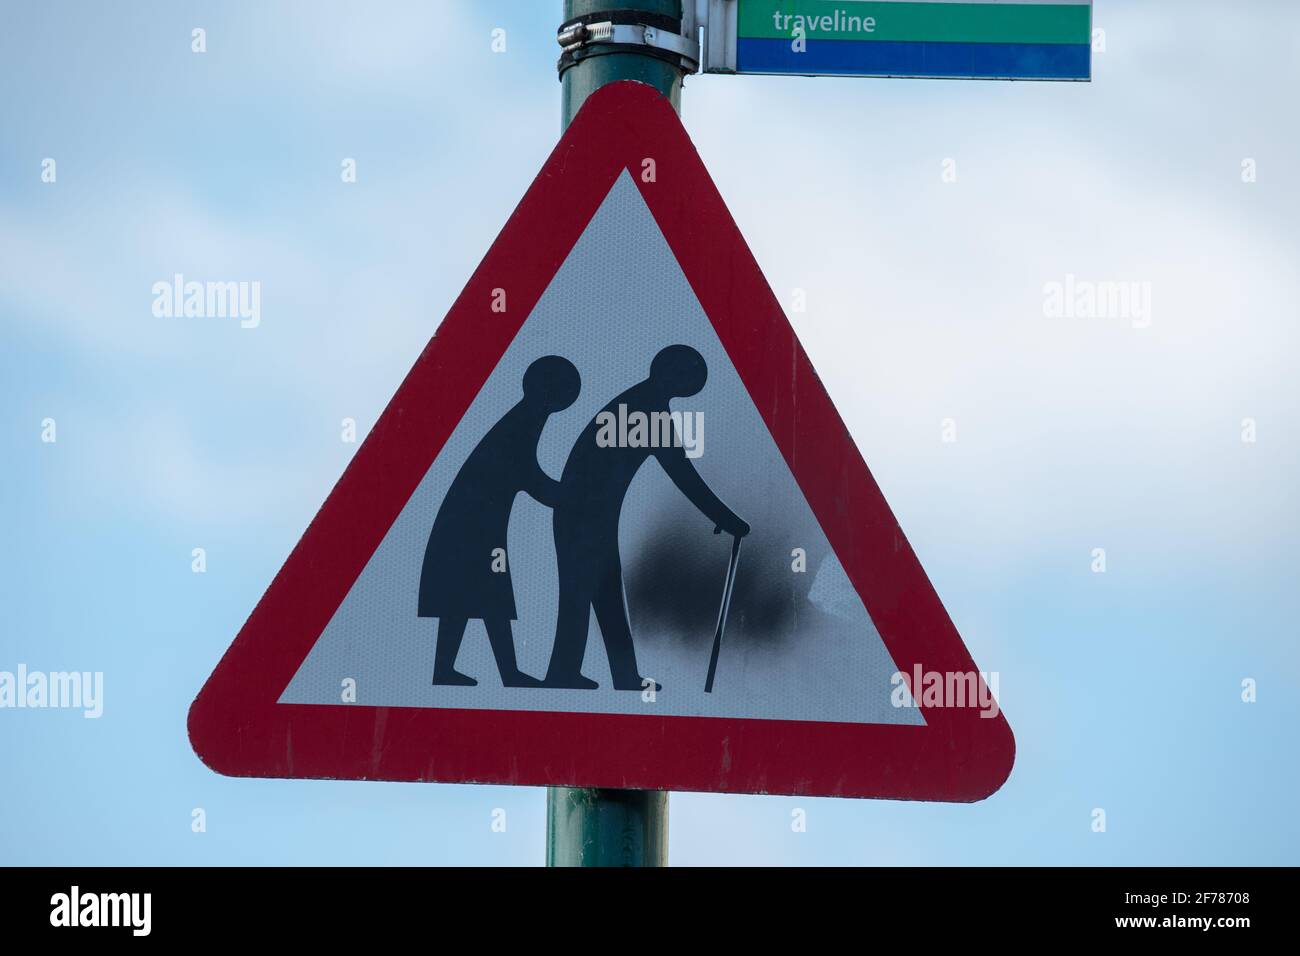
left=281, top=172, right=921, bottom=728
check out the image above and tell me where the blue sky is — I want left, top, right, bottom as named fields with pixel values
left=1, top=1, right=1297, bottom=865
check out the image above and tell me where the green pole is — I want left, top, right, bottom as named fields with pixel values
left=560, top=0, right=685, bottom=124
left=546, top=0, right=687, bottom=867
left=547, top=786, right=668, bottom=867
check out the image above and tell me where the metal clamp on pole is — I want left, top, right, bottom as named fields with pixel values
left=557, top=9, right=700, bottom=78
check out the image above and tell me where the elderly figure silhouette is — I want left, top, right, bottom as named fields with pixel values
left=418, top=355, right=581, bottom=687
left=543, top=344, right=749, bottom=691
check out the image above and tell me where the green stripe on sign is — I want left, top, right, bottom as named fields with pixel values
left=738, top=1, right=1091, bottom=45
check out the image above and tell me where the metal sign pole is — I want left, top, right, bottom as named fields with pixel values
left=545, top=0, right=697, bottom=867
left=546, top=786, right=668, bottom=867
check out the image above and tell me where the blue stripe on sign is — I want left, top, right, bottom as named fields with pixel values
left=735, top=38, right=1091, bottom=80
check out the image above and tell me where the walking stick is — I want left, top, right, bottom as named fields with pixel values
left=704, top=528, right=742, bottom=693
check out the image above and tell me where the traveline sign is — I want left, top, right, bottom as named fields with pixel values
left=705, top=0, right=1093, bottom=82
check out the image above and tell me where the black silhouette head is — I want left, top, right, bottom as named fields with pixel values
left=522, top=355, right=581, bottom=412
left=648, top=344, right=707, bottom=398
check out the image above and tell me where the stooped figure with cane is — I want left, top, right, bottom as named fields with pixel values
left=542, top=344, right=750, bottom=691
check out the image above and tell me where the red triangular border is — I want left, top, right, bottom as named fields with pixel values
left=189, top=80, right=1014, bottom=801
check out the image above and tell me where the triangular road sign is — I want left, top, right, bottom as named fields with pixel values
left=189, top=80, right=1013, bottom=801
